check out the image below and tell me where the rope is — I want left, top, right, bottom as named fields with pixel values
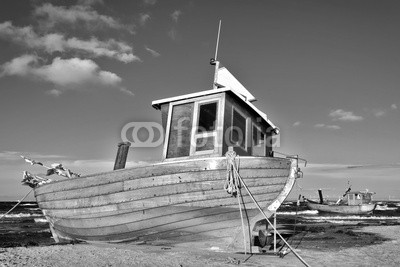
left=236, top=179, right=247, bottom=255
left=224, top=151, right=240, bottom=196
left=225, top=151, right=247, bottom=254
left=226, top=153, right=310, bottom=267
left=281, top=194, right=302, bottom=256
left=0, top=188, right=34, bottom=221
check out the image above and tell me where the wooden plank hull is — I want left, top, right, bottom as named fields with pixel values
left=34, top=156, right=298, bottom=251
left=306, top=202, right=377, bottom=215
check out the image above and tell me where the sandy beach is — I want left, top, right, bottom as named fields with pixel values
left=0, top=225, right=399, bottom=267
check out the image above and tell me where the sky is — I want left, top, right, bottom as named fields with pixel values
left=0, top=0, right=399, bottom=201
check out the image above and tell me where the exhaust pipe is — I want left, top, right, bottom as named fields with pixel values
left=318, top=189, right=324, bottom=204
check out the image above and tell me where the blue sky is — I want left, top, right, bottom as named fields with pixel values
left=0, top=0, right=399, bottom=201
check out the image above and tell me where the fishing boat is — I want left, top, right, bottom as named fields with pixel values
left=305, top=188, right=377, bottom=215
left=24, top=46, right=304, bottom=252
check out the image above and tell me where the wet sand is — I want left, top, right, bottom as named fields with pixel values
left=1, top=224, right=399, bottom=267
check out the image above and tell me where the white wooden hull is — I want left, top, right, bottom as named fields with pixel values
left=34, top=156, right=298, bottom=251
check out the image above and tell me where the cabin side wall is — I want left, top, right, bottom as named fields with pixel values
left=160, top=103, right=170, bottom=136
left=222, top=93, right=274, bottom=157
left=347, top=193, right=373, bottom=205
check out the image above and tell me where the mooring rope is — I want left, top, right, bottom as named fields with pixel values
left=0, top=188, right=34, bottom=221
left=226, top=152, right=310, bottom=267
left=225, top=151, right=247, bottom=254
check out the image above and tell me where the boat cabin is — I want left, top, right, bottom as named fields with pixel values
left=152, top=67, right=279, bottom=160
left=345, top=191, right=374, bottom=205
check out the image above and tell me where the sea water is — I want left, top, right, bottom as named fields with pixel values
left=0, top=202, right=53, bottom=247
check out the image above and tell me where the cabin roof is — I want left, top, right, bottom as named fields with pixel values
left=151, top=87, right=279, bottom=133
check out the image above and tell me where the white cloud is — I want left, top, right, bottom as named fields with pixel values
left=0, top=21, right=42, bottom=48
left=0, top=54, right=38, bottom=77
left=46, top=89, right=63, bottom=97
left=0, top=22, right=140, bottom=63
left=367, top=104, right=398, bottom=118
left=167, top=28, right=178, bottom=41
left=144, top=46, right=160, bottom=57
left=143, top=0, right=157, bottom=5
left=77, top=0, right=104, bottom=6
left=293, top=121, right=301, bottom=127
left=326, top=125, right=341, bottom=130
left=314, top=124, right=341, bottom=130
left=34, top=3, right=126, bottom=31
left=66, top=37, right=140, bottom=63
left=0, top=150, right=151, bottom=174
left=34, top=57, right=122, bottom=86
left=329, top=109, right=363, bottom=121
left=0, top=151, right=66, bottom=161
left=1, top=55, right=133, bottom=96
left=139, top=13, right=151, bottom=26
left=171, top=10, right=182, bottom=23
left=372, top=109, right=386, bottom=117
left=118, top=87, right=135, bottom=96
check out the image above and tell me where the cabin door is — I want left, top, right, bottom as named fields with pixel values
left=190, top=99, right=221, bottom=155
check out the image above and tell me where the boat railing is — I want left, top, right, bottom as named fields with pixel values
left=273, top=151, right=307, bottom=166
left=273, top=151, right=307, bottom=178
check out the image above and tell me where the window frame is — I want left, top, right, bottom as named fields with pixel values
left=163, top=94, right=224, bottom=160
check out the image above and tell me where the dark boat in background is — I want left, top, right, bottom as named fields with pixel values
left=305, top=188, right=376, bottom=215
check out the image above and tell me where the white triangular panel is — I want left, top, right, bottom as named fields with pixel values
left=216, top=67, right=256, bottom=102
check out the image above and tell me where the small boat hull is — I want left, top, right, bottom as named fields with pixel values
left=306, top=201, right=377, bottom=215
left=34, top=156, right=299, bottom=251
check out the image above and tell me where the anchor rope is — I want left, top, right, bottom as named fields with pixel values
left=0, top=188, right=34, bottom=221
left=225, top=151, right=247, bottom=255
left=225, top=152, right=310, bottom=267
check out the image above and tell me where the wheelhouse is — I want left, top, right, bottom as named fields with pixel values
left=152, top=76, right=279, bottom=160
left=346, top=191, right=375, bottom=205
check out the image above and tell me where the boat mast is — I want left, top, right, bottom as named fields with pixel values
left=211, top=20, right=222, bottom=89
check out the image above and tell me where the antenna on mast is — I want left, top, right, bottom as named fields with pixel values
left=210, top=20, right=222, bottom=89
left=214, top=20, right=221, bottom=61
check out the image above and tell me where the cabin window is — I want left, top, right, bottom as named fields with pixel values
left=197, top=102, right=217, bottom=133
left=191, top=99, right=220, bottom=155
left=230, top=108, right=247, bottom=150
left=166, top=103, right=194, bottom=158
left=252, top=124, right=265, bottom=156
left=348, top=194, right=355, bottom=205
